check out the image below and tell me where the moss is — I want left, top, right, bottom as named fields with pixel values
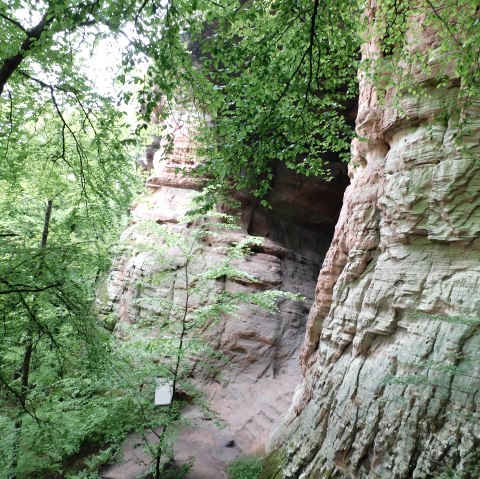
left=102, top=312, right=119, bottom=331
left=310, top=460, right=340, bottom=479
left=259, top=449, right=285, bottom=479
left=257, top=449, right=342, bottom=479
left=319, top=469, right=337, bottom=479
left=228, top=456, right=264, bottom=479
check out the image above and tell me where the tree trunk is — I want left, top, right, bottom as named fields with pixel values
left=8, top=200, right=53, bottom=479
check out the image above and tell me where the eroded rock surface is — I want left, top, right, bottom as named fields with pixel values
left=101, top=108, right=348, bottom=478
left=271, top=13, right=480, bottom=479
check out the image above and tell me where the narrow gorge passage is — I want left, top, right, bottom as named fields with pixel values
left=4, top=2, right=480, bottom=479
left=101, top=109, right=350, bottom=478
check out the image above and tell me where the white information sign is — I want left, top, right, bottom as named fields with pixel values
left=154, top=377, right=173, bottom=406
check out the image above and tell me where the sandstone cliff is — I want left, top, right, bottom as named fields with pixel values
left=103, top=9, right=480, bottom=478
left=270, top=9, right=480, bottom=479
left=102, top=107, right=348, bottom=478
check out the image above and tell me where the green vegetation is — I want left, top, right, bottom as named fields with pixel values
left=133, top=0, right=480, bottom=203
left=0, top=187, right=302, bottom=478
left=116, top=214, right=302, bottom=479
left=436, top=463, right=480, bottom=479
left=139, top=0, right=361, bottom=204
left=258, top=449, right=285, bottom=479
left=228, top=456, right=265, bottom=479
left=371, top=1, right=480, bottom=97
left=1, top=0, right=479, bottom=477
left=0, top=2, right=149, bottom=476
left=1, top=0, right=477, bottom=200
left=0, top=50, right=139, bottom=479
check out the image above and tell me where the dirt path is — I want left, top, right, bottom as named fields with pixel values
left=101, top=409, right=239, bottom=479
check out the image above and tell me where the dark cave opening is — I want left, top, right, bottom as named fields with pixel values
left=243, top=159, right=350, bottom=268
left=234, top=158, right=351, bottom=376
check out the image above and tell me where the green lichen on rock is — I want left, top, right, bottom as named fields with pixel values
left=258, top=449, right=338, bottom=479
left=259, top=449, right=285, bottom=479
left=307, top=453, right=340, bottom=479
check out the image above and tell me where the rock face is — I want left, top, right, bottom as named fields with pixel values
left=271, top=11, right=480, bottom=479
left=102, top=107, right=348, bottom=477
left=104, top=12, right=480, bottom=477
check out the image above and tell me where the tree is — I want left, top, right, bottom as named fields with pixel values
left=112, top=213, right=303, bottom=479
left=371, top=0, right=480, bottom=97
left=3, top=1, right=476, bottom=205
left=135, top=0, right=361, bottom=203
left=132, top=0, right=480, bottom=204
left=0, top=65, right=139, bottom=479
left=0, top=4, right=147, bottom=475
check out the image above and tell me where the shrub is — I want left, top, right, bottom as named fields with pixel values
left=228, top=456, right=264, bottom=479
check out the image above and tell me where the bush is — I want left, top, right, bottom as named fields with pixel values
left=228, top=456, right=264, bottom=479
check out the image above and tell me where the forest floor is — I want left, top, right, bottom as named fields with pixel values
left=101, top=406, right=238, bottom=479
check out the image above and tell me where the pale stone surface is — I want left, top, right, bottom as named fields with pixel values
left=271, top=13, right=480, bottom=479
left=101, top=107, right=348, bottom=478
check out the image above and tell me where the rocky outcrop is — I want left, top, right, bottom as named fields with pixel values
left=271, top=9, right=480, bottom=479
left=102, top=107, right=348, bottom=477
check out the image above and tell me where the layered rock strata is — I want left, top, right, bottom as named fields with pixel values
left=102, top=107, right=348, bottom=477
left=271, top=11, right=480, bottom=479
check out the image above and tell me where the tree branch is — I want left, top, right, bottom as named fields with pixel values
left=424, top=0, right=461, bottom=47
left=2, top=89, right=14, bottom=161
left=18, top=70, right=79, bottom=94
left=20, top=71, right=89, bottom=196
left=0, top=374, right=42, bottom=424
left=0, top=281, right=62, bottom=296
left=304, top=0, right=322, bottom=107
left=258, top=0, right=324, bottom=129
left=0, top=9, right=55, bottom=96
left=0, top=12, right=27, bottom=33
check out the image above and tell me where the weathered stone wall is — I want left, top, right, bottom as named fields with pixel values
left=102, top=107, right=348, bottom=476
left=270, top=8, right=480, bottom=479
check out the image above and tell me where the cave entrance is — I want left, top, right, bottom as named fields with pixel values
left=241, top=159, right=350, bottom=374
left=246, top=160, right=349, bottom=275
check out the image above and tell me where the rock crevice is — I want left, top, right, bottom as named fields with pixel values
left=102, top=107, right=349, bottom=478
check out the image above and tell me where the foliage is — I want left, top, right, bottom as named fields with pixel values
left=370, top=0, right=480, bottom=98
left=132, top=0, right=480, bottom=203
left=0, top=4, right=141, bottom=475
left=1, top=0, right=479, bottom=477
left=435, top=462, right=480, bottom=479
left=116, top=212, right=304, bottom=478
left=2, top=0, right=477, bottom=205
left=136, top=0, right=361, bottom=202
left=0, top=103, right=139, bottom=477
left=257, top=449, right=285, bottom=479
left=228, top=456, right=265, bottom=479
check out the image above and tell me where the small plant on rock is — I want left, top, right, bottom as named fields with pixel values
left=116, top=210, right=304, bottom=479
left=228, top=456, right=265, bottom=479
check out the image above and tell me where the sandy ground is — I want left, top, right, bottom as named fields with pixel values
left=101, top=408, right=240, bottom=479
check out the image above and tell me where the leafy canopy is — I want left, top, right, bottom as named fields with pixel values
left=137, top=0, right=361, bottom=201
left=2, top=0, right=477, bottom=203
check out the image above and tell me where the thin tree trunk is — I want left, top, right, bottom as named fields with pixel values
left=153, top=238, right=195, bottom=479
left=9, top=331, right=32, bottom=479
left=40, top=200, right=53, bottom=249
left=155, top=449, right=162, bottom=479
left=9, top=200, right=53, bottom=479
